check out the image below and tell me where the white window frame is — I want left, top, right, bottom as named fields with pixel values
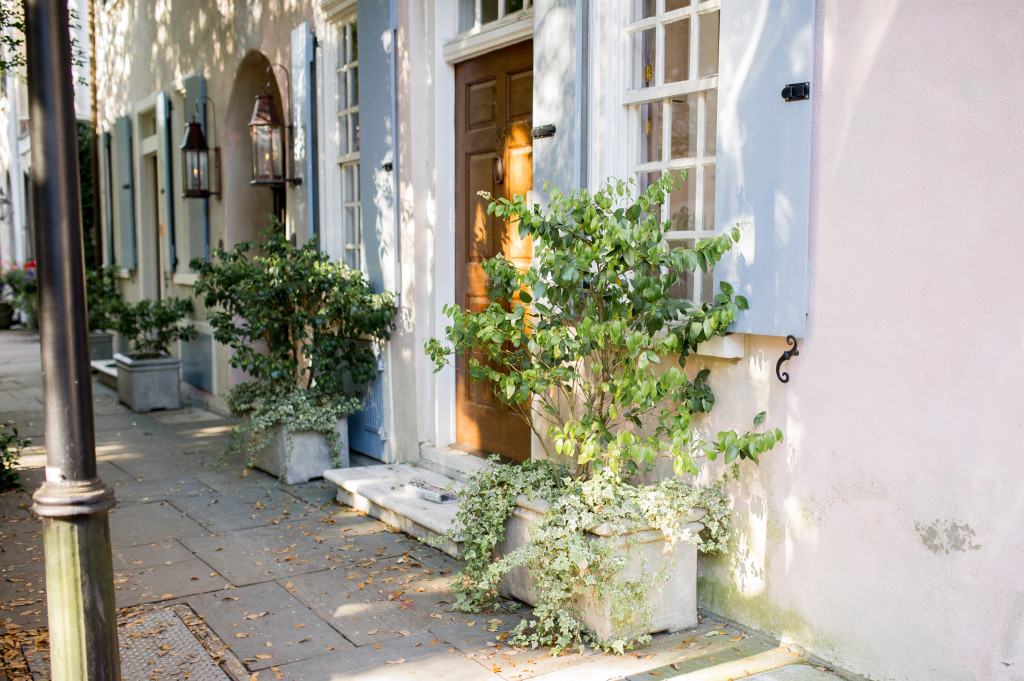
left=625, top=0, right=720, bottom=305
left=456, top=0, right=533, bottom=35
left=322, top=10, right=363, bottom=272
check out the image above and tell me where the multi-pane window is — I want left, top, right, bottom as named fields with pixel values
left=336, top=18, right=361, bottom=271
left=458, top=0, right=532, bottom=34
left=627, top=0, right=719, bottom=304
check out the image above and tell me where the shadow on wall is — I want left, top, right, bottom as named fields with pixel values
left=223, top=50, right=284, bottom=249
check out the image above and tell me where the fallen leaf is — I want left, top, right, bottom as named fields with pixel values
left=235, top=633, right=248, bottom=639
left=386, top=658, right=406, bottom=665
left=255, top=654, right=273, bottom=659
left=367, top=629, right=379, bottom=635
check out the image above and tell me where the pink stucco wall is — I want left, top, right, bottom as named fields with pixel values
left=696, top=2, right=1024, bottom=679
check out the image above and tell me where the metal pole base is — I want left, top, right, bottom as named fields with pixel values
left=33, top=480, right=121, bottom=681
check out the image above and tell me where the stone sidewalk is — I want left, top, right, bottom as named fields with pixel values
left=0, top=329, right=846, bottom=681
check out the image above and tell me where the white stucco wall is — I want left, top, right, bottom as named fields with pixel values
left=693, top=2, right=1024, bottom=679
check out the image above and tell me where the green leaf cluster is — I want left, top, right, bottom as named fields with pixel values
left=85, top=265, right=121, bottom=332
left=0, top=424, right=30, bottom=492
left=114, top=296, right=196, bottom=358
left=433, top=460, right=732, bottom=654
left=191, top=221, right=395, bottom=457
left=425, top=175, right=775, bottom=480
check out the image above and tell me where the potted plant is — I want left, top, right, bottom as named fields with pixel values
left=191, top=221, right=395, bottom=484
left=3, top=261, right=38, bottom=329
left=0, top=279, right=13, bottom=329
left=113, top=297, right=196, bottom=412
left=86, top=265, right=121, bottom=359
left=425, top=175, right=784, bottom=654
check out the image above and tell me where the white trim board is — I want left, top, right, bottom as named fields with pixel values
left=442, top=9, right=533, bottom=64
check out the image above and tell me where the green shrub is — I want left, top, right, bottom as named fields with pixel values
left=86, top=265, right=121, bottom=332
left=115, top=297, right=196, bottom=358
left=191, top=220, right=395, bottom=466
left=426, top=175, right=783, bottom=653
left=0, top=425, right=30, bottom=492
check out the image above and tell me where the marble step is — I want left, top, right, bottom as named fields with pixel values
left=324, top=463, right=466, bottom=558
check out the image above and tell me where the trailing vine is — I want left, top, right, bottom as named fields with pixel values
left=436, top=460, right=733, bottom=654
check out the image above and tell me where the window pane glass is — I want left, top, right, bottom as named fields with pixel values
left=669, top=168, right=697, bottom=232
left=351, top=66, right=359, bottom=107
left=508, top=0, right=525, bottom=12
left=667, top=239, right=695, bottom=300
left=703, top=165, right=715, bottom=230
left=631, top=0, right=655, bottom=21
left=705, top=90, right=717, bottom=156
left=665, top=0, right=690, bottom=11
left=458, top=0, right=474, bottom=32
left=339, top=25, right=347, bottom=65
left=337, top=115, right=348, bottom=155
left=482, top=0, right=499, bottom=23
left=664, top=18, right=691, bottom=84
left=638, top=101, right=662, bottom=165
left=352, top=112, right=360, bottom=152
left=698, top=11, right=719, bottom=77
left=336, top=71, right=347, bottom=111
left=670, top=95, right=697, bottom=159
left=700, top=266, right=714, bottom=304
left=351, top=22, right=358, bottom=61
left=631, top=29, right=656, bottom=89
left=342, top=164, right=355, bottom=202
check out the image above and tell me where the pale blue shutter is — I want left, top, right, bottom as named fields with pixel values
left=533, top=0, right=584, bottom=198
left=713, top=0, right=815, bottom=338
left=102, top=131, right=114, bottom=265
left=113, top=115, right=137, bottom=271
left=183, top=74, right=208, bottom=262
left=349, top=0, right=395, bottom=461
left=292, top=22, right=319, bottom=243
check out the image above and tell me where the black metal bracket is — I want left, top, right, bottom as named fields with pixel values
left=531, top=124, right=556, bottom=139
left=775, top=335, right=800, bottom=383
left=781, top=82, right=810, bottom=102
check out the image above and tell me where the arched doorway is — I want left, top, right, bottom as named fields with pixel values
left=223, top=51, right=286, bottom=248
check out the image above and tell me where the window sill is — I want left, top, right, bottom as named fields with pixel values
left=443, top=9, right=533, bottom=65
left=172, top=273, right=198, bottom=287
left=694, top=333, right=744, bottom=359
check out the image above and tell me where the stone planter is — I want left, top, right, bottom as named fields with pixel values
left=114, top=352, right=182, bottom=412
left=89, top=331, right=114, bottom=360
left=0, top=302, right=13, bottom=329
left=498, top=496, right=706, bottom=643
left=252, top=418, right=350, bottom=485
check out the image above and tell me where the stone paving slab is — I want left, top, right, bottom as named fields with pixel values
left=181, top=521, right=342, bottom=586
left=0, top=511, right=43, bottom=567
left=110, top=476, right=211, bottom=504
left=112, top=539, right=196, bottom=570
left=282, top=554, right=457, bottom=647
left=0, top=559, right=48, bottom=630
left=114, top=558, right=226, bottom=608
left=187, top=581, right=353, bottom=670
left=109, top=500, right=211, bottom=549
left=272, top=631, right=503, bottom=681
left=750, top=664, right=837, bottom=680
left=170, top=486, right=326, bottom=534
left=191, top=466, right=280, bottom=494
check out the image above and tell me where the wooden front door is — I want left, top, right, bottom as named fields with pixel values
left=454, top=41, right=533, bottom=461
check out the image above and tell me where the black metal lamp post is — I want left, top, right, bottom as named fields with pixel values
left=181, top=117, right=220, bottom=198
left=24, top=0, right=120, bottom=676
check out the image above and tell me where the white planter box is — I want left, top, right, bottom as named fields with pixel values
left=89, top=331, right=113, bottom=360
left=252, top=419, right=350, bottom=485
left=498, top=495, right=706, bottom=642
left=114, top=353, right=182, bottom=413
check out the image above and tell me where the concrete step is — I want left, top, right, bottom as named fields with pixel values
left=324, top=463, right=465, bottom=558
left=418, top=445, right=492, bottom=482
left=91, top=359, right=117, bottom=389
